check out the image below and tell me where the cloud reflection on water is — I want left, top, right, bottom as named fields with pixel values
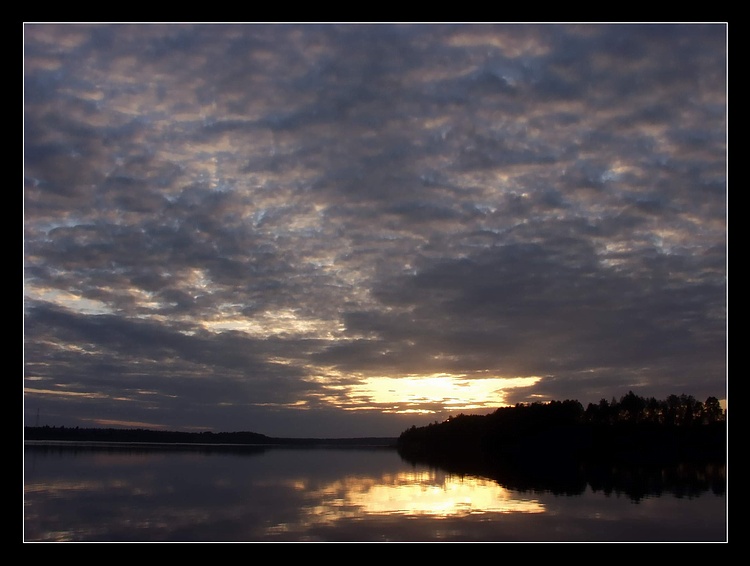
left=23, top=445, right=725, bottom=542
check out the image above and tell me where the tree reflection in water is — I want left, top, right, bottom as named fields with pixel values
left=24, top=444, right=726, bottom=542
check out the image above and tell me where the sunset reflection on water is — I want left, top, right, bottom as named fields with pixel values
left=349, top=471, right=543, bottom=515
left=262, top=470, right=546, bottom=540
left=292, top=470, right=545, bottom=535
left=24, top=445, right=725, bottom=542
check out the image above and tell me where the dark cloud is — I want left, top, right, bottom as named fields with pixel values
left=24, top=24, right=726, bottom=436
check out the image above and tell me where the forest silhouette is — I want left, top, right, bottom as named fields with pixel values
left=397, top=391, right=725, bottom=464
left=395, top=391, right=726, bottom=500
left=397, top=391, right=727, bottom=501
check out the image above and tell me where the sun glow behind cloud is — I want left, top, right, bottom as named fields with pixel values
left=342, top=374, right=542, bottom=414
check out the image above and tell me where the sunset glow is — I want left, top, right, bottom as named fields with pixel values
left=344, top=374, right=543, bottom=414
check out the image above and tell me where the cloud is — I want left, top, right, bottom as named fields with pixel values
left=24, top=23, right=727, bottom=436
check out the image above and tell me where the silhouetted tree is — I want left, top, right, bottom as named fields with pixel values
left=619, top=391, right=646, bottom=423
left=703, top=396, right=724, bottom=424
left=644, top=396, right=662, bottom=424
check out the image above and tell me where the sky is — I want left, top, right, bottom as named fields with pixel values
left=23, top=23, right=727, bottom=438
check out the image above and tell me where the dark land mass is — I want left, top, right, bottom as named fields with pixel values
left=395, top=392, right=727, bottom=501
left=397, top=415, right=727, bottom=465
left=397, top=392, right=726, bottom=464
left=23, top=425, right=397, bottom=448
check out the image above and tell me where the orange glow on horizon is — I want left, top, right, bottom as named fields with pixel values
left=339, top=373, right=543, bottom=414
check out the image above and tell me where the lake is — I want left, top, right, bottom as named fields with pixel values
left=23, top=442, right=727, bottom=543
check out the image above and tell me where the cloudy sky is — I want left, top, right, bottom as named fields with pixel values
left=23, top=23, right=727, bottom=438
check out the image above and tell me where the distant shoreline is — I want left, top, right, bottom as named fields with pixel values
left=23, top=426, right=399, bottom=448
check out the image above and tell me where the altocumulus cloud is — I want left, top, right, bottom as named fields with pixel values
left=24, top=23, right=727, bottom=437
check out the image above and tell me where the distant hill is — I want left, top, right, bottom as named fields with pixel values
left=24, top=426, right=398, bottom=447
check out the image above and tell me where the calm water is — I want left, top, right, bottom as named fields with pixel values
left=23, top=442, right=727, bottom=543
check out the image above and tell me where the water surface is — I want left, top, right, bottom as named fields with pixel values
left=23, top=443, right=726, bottom=542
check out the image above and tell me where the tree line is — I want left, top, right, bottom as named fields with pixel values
left=397, top=391, right=727, bottom=465
left=407, top=391, right=724, bottom=433
left=581, top=392, right=725, bottom=426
